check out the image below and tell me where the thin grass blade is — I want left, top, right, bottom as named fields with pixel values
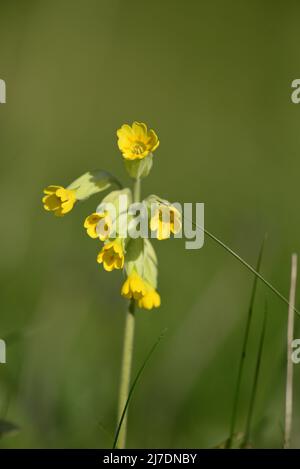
left=113, top=329, right=166, bottom=449
left=242, top=299, right=268, bottom=446
left=178, top=209, right=300, bottom=316
left=227, top=235, right=266, bottom=448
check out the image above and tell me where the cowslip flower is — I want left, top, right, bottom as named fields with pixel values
left=150, top=204, right=181, bottom=240
left=97, top=240, right=124, bottom=271
left=138, top=283, right=161, bottom=310
left=84, top=212, right=111, bottom=240
left=121, top=271, right=147, bottom=300
left=121, top=238, right=161, bottom=309
left=43, top=185, right=76, bottom=216
left=42, top=122, right=181, bottom=449
left=117, top=122, right=159, bottom=161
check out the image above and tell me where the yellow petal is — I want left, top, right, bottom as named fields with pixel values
left=146, top=129, right=159, bottom=152
left=150, top=212, right=159, bottom=231
left=117, top=124, right=134, bottom=140
left=43, top=185, right=62, bottom=195
left=132, top=122, right=147, bottom=139
left=121, top=278, right=131, bottom=298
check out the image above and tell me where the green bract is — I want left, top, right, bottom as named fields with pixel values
left=67, top=170, right=122, bottom=200
left=124, top=153, right=153, bottom=179
left=124, top=238, right=158, bottom=289
left=97, top=188, right=132, bottom=238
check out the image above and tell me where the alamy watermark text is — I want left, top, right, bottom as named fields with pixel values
left=0, top=79, right=6, bottom=103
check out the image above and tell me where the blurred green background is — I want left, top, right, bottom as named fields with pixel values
left=0, top=0, right=300, bottom=449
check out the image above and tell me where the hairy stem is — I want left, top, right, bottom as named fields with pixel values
left=133, top=177, right=141, bottom=204
left=116, top=299, right=136, bottom=449
left=113, top=330, right=166, bottom=449
left=116, top=177, right=141, bottom=449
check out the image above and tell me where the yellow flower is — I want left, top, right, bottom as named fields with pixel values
left=138, top=283, right=161, bottom=310
left=97, top=240, right=124, bottom=271
left=121, top=271, right=147, bottom=300
left=42, top=185, right=76, bottom=217
left=117, top=122, right=159, bottom=160
left=84, top=212, right=111, bottom=240
left=150, top=205, right=181, bottom=240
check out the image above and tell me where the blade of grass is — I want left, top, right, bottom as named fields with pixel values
left=113, top=329, right=166, bottom=449
left=243, top=299, right=268, bottom=446
left=226, top=235, right=266, bottom=448
left=284, top=253, right=298, bottom=449
left=202, top=225, right=299, bottom=316
left=177, top=207, right=300, bottom=316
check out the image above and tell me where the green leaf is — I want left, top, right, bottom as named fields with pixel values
left=67, top=170, right=122, bottom=201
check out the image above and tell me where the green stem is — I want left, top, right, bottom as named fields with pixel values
left=133, top=177, right=141, bottom=204
left=113, top=329, right=166, bottom=449
left=227, top=236, right=265, bottom=448
left=116, top=299, right=136, bottom=449
left=116, top=177, right=141, bottom=449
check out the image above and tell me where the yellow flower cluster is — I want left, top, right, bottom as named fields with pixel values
left=97, top=240, right=124, bottom=272
left=42, top=122, right=181, bottom=310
